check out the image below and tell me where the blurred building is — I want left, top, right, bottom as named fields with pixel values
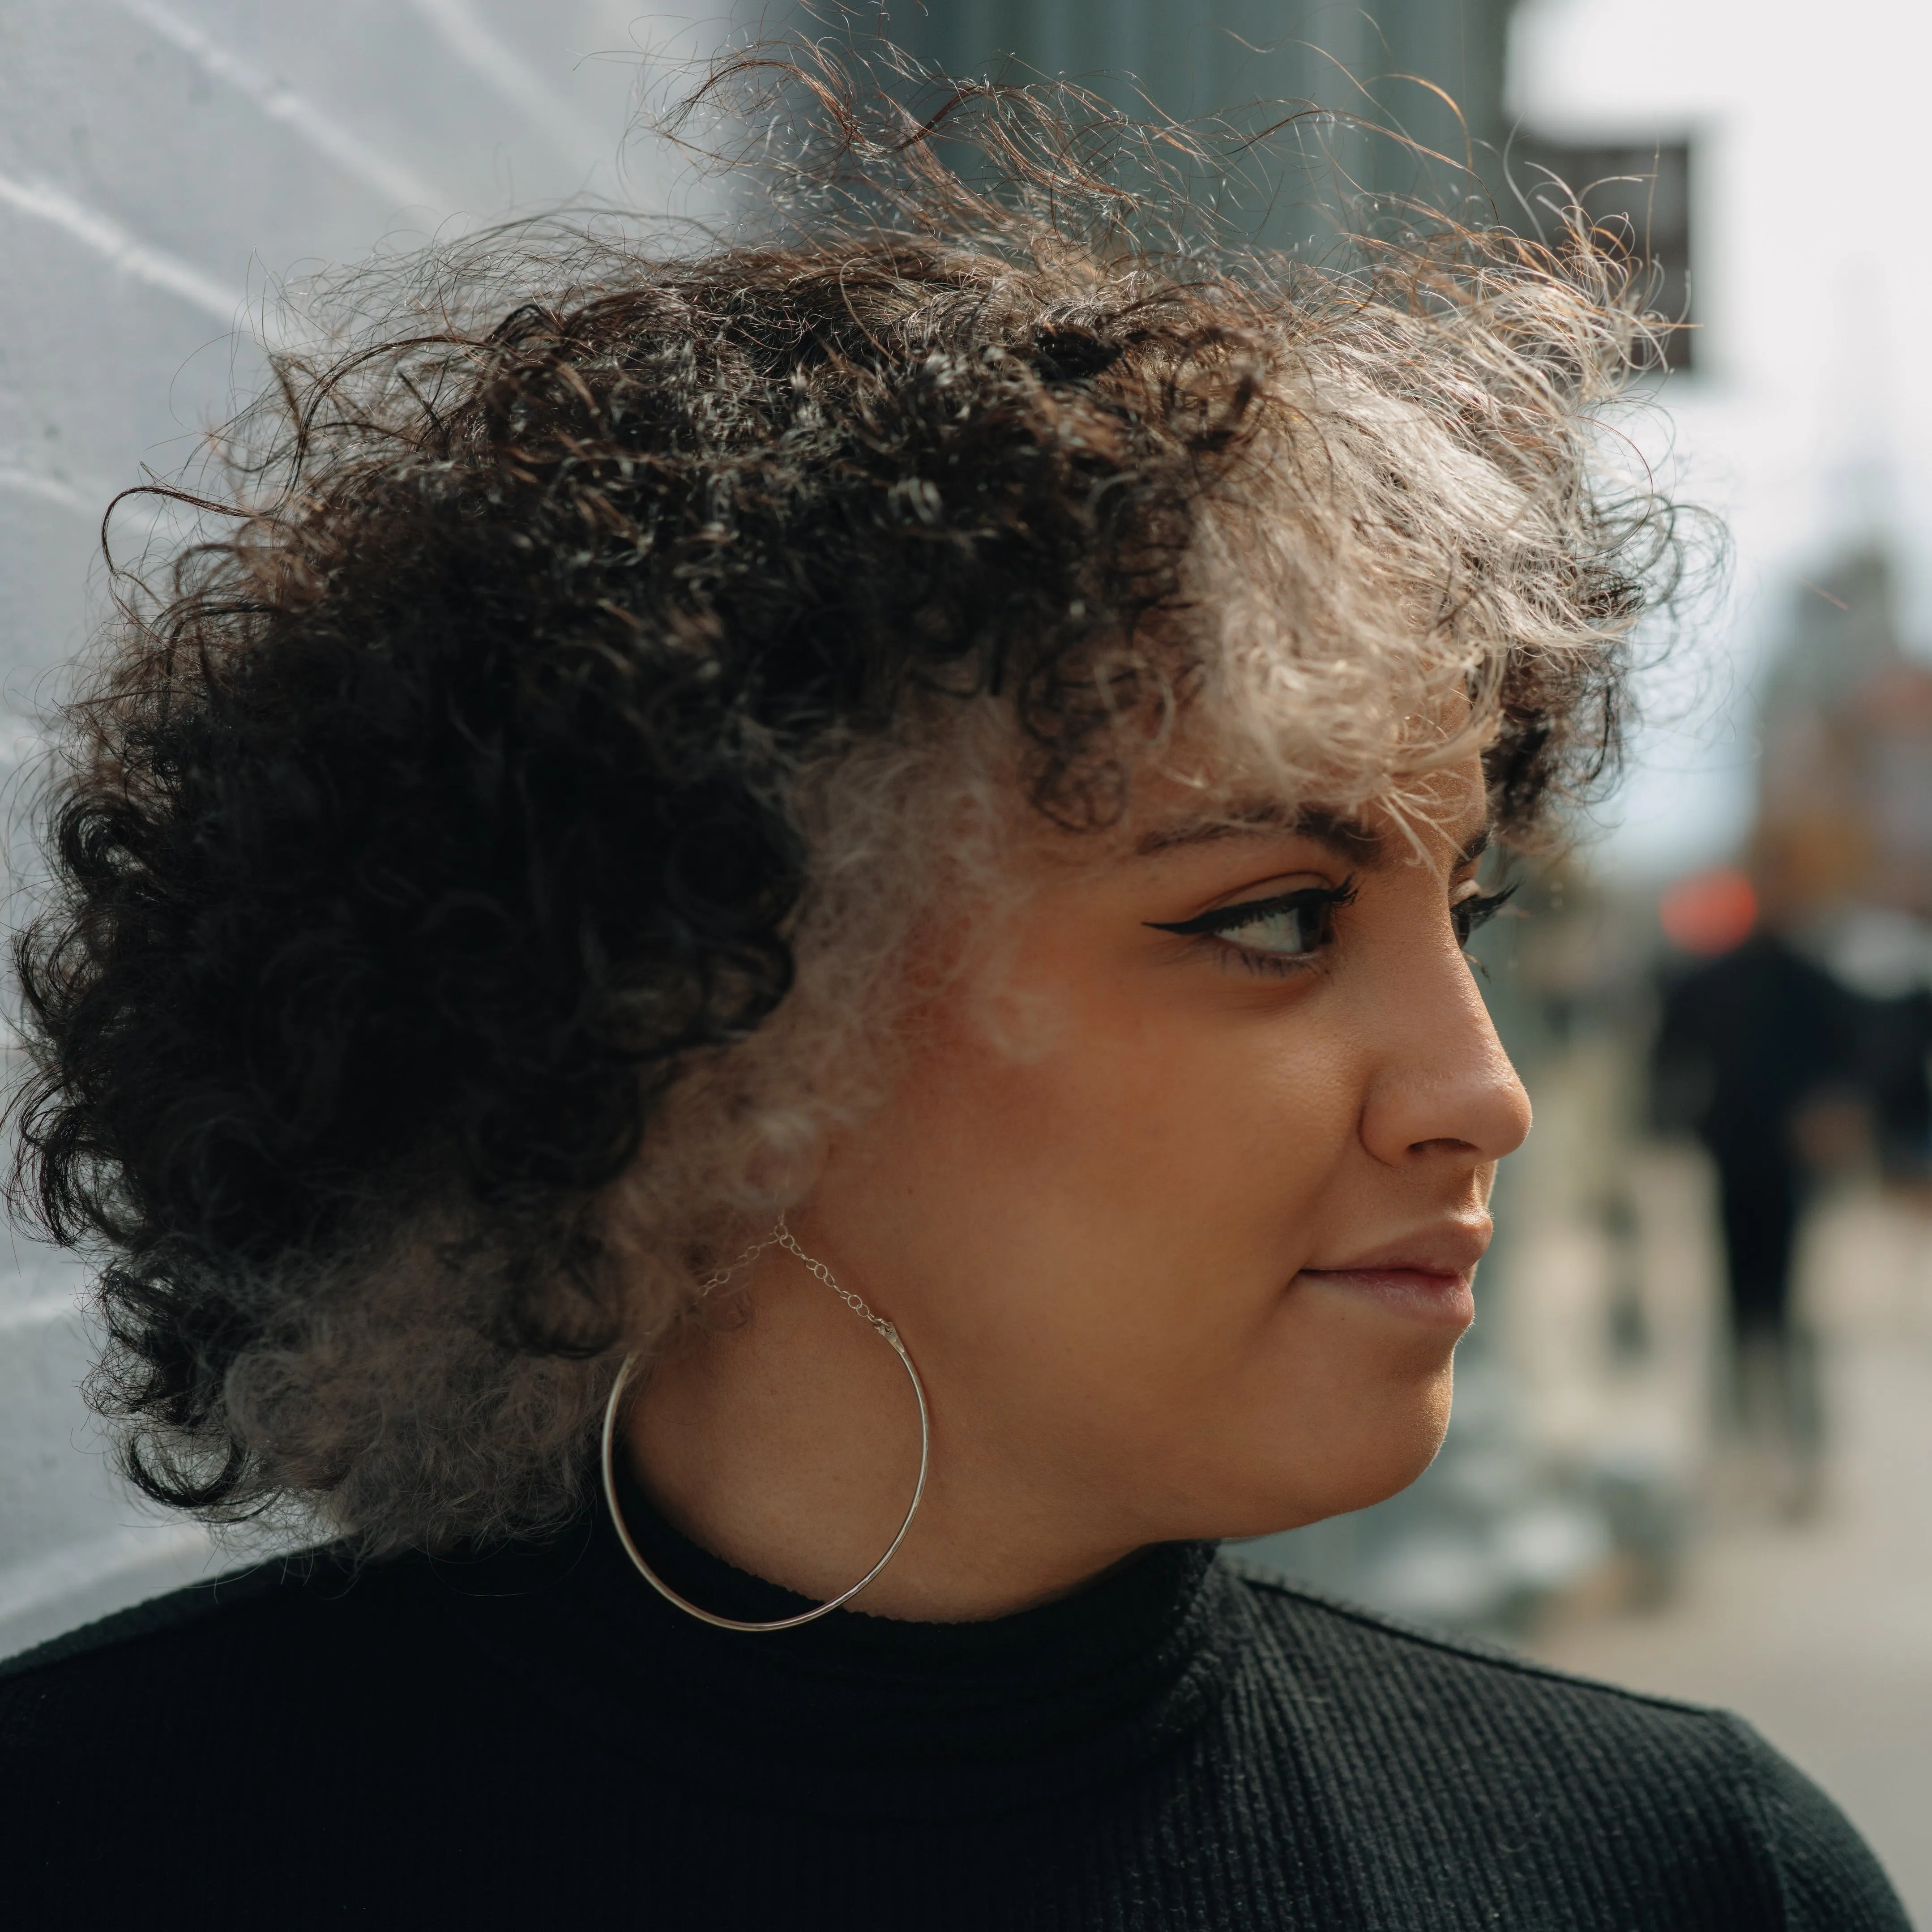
left=897, top=0, right=1692, bottom=374
left=1754, top=549, right=1932, bottom=1184
left=895, top=3, right=1514, bottom=144
left=1758, top=551, right=1932, bottom=928
left=894, top=1, right=1513, bottom=247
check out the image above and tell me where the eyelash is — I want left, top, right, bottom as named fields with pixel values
left=1453, top=882, right=1517, bottom=948
left=1146, top=876, right=1517, bottom=977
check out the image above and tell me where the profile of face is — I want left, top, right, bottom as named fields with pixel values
left=633, top=749, right=1532, bottom=1620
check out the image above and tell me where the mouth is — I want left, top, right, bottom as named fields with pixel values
left=1294, top=1225, right=1487, bottom=1329
left=1295, top=1265, right=1475, bottom=1327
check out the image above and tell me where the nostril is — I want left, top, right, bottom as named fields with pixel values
left=1408, top=1136, right=1479, bottom=1157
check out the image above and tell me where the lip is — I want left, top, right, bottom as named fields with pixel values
left=1295, top=1222, right=1489, bottom=1329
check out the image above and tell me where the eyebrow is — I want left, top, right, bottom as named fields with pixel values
left=1137, top=802, right=1491, bottom=872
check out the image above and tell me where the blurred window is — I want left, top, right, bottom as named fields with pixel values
left=1508, top=139, right=1694, bottom=369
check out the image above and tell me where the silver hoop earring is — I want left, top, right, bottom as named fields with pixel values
left=599, top=1217, right=931, bottom=1633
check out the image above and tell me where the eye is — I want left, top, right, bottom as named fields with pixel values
left=1451, top=880, right=1517, bottom=949
left=1218, top=897, right=1337, bottom=959
left=1146, top=880, right=1358, bottom=972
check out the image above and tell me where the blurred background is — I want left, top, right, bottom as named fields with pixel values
left=2, top=0, right=1928, bottom=1915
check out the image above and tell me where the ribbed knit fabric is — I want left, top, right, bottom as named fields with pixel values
left=0, top=1471, right=1908, bottom=1931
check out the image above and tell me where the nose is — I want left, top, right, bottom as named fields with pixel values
left=1357, top=938, right=1532, bottom=1169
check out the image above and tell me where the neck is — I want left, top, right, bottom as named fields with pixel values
left=622, top=1246, right=1141, bottom=1622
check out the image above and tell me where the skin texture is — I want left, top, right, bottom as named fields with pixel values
left=627, top=753, right=1531, bottom=1621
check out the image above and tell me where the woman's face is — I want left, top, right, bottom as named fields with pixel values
left=799, top=751, right=1530, bottom=1556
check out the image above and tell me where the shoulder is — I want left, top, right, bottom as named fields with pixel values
left=1, top=1551, right=329, bottom=1681
left=0, top=1542, right=607, bottom=1921
left=1219, top=1553, right=1748, bottom=1762
left=1222, top=1553, right=1711, bottom=1713
left=1219, top=1559, right=1911, bottom=1929
left=0, top=1546, right=444, bottom=1765
left=0, top=1540, right=526, bottom=1900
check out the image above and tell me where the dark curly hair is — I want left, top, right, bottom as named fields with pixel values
left=6, top=49, right=1676, bottom=1553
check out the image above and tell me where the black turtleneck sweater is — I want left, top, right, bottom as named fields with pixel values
left=0, top=1471, right=1908, bottom=1931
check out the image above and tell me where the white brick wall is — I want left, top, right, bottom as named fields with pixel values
left=0, top=0, right=709, bottom=1658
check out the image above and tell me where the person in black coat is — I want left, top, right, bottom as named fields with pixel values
left=1653, top=927, right=1855, bottom=1500
left=1654, top=929, right=1851, bottom=1340
left=0, top=47, right=1907, bottom=1930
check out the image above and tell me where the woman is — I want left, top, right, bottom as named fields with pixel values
left=0, top=62, right=1906, bottom=1931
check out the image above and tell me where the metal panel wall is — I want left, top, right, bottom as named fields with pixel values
left=0, top=0, right=706, bottom=1658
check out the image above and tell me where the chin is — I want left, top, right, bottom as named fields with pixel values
left=1206, top=1376, right=1456, bottom=1540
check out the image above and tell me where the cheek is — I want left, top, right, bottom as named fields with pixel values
left=834, top=979, right=1367, bottom=1394
left=805, top=949, right=1461, bottom=1541
left=821, top=998, right=1455, bottom=1535
left=993, top=1019, right=1359, bottom=1262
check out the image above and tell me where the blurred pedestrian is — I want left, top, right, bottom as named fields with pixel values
left=1653, top=912, right=1851, bottom=1512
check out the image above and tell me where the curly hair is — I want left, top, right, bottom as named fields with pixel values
left=6, top=50, right=1680, bottom=1554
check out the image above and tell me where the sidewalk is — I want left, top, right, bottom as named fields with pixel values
left=1527, top=1189, right=1932, bottom=1920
